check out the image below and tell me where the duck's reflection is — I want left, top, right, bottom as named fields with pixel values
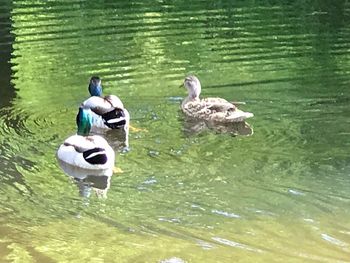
left=91, top=127, right=129, bottom=153
left=58, top=160, right=112, bottom=198
left=183, top=116, right=253, bottom=136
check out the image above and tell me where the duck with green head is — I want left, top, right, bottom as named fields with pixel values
left=81, top=76, right=130, bottom=131
left=57, top=107, right=115, bottom=170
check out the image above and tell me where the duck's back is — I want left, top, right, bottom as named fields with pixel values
left=182, top=97, right=253, bottom=122
left=57, top=135, right=115, bottom=170
left=82, top=95, right=124, bottom=115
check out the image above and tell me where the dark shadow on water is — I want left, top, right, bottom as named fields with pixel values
left=91, top=128, right=129, bottom=153
left=0, top=1, right=15, bottom=108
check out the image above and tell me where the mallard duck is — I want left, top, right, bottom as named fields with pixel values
left=82, top=76, right=130, bottom=132
left=57, top=107, right=115, bottom=170
left=180, top=75, right=253, bottom=122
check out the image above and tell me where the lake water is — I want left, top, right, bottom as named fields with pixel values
left=1, top=1, right=350, bottom=262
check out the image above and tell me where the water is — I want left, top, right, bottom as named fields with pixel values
left=1, top=0, right=350, bottom=262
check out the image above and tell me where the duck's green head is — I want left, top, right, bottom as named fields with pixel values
left=76, top=107, right=93, bottom=136
left=88, top=76, right=102, bottom=97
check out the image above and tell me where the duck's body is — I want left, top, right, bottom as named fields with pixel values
left=82, top=77, right=130, bottom=132
left=57, top=108, right=115, bottom=170
left=57, top=134, right=115, bottom=170
left=83, top=101, right=130, bottom=131
left=181, top=75, right=253, bottom=123
left=82, top=95, right=124, bottom=114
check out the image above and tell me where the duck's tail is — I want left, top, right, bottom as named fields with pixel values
left=226, top=110, right=254, bottom=122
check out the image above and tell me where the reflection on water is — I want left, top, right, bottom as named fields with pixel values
left=1, top=0, right=350, bottom=262
left=89, top=123, right=130, bottom=151
left=57, top=160, right=112, bottom=198
left=91, top=127, right=130, bottom=153
left=0, top=0, right=14, bottom=108
left=160, top=257, right=186, bottom=263
left=183, top=115, right=253, bottom=136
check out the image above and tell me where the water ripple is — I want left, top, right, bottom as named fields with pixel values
left=212, top=237, right=263, bottom=253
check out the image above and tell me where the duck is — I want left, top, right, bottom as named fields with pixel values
left=180, top=75, right=254, bottom=122
left=81, top=76, right=130, bottom=132
left=57, top=107, right=115, bottom=170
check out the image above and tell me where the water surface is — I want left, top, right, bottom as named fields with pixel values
left=1, top=0, right=350, bottom=262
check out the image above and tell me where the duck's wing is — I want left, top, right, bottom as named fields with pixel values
left=202, top=97, right=236, bottom=112
left=183, top=97, right=253, bottom=122
left=63, top=136, right=108, bottom=165
left=82, top=147, right=108, bottom=165
left=203, top=98, right=253, bottom=122
left=183, top=97, right=234, bottom=117
left=82, top=96, right=112, bottom=115
left=82, top=95, right=125, bottom=116
left=224, top=109, right=254, bottom=122
left=104, top=95, right=124, bottom=109
left=101, top=107, right=128, bottom=129
left=182, top=99, right=221, bottom=120
left=63, top=135, right=93, bottom=152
